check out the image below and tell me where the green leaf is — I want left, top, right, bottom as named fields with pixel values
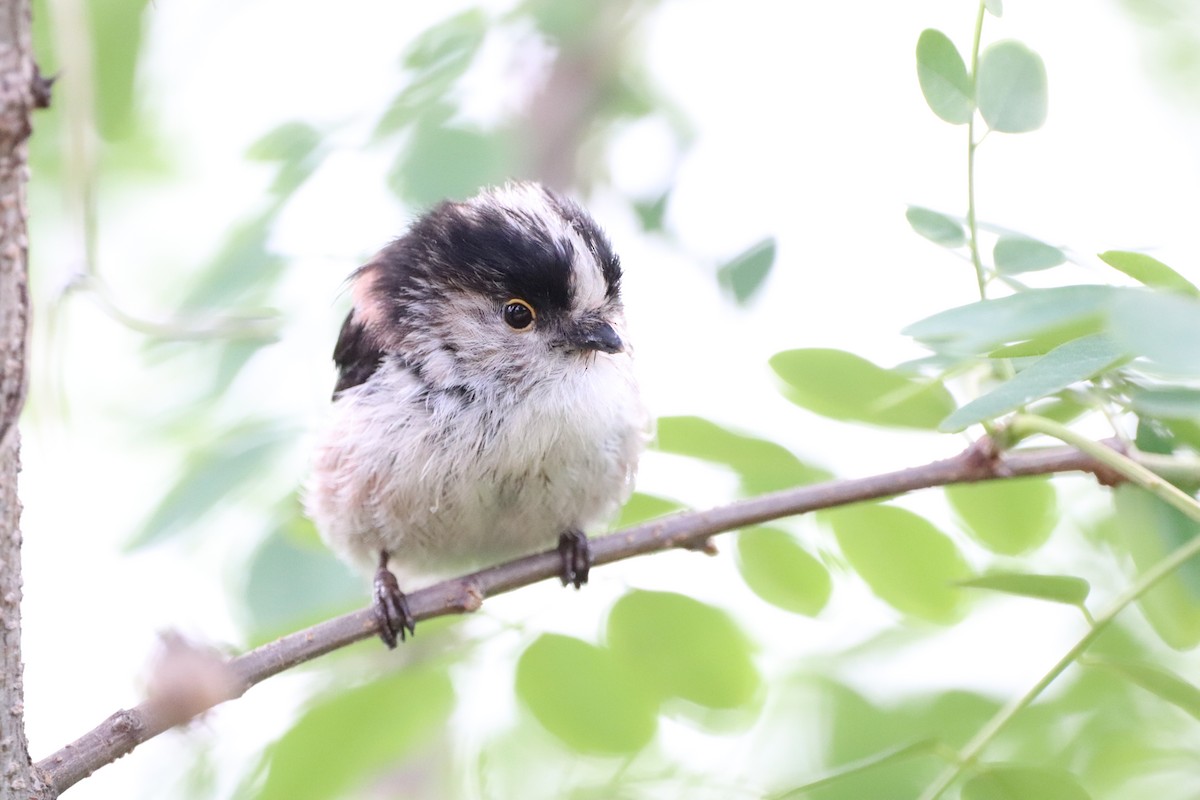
left=958, top=573, right=1090, bottom=606
left=244, top=521, right=364, bottom=643
left=258, top=666, right=455, bottom=800
left=904, top=285, right=1115, bottom=355
left=779, top=739, right=938, bottom=797
left=607, top=590, right=760, bottom=709
left=176, top=208, right=291, bottom=316
left=825, top=504, right=970, bottom=623
left=90, top=0, right=150, bottom=140
left=245, top=121, right=325, bottom=196
left=939, top=334, right=1128, bottom=432
left=962, top=764, right=1090, bottom=800
left=717, top=237, right=776, bottom=305
left=986, top=316, right=1103, bottom=358
left=516, top=634, right=657, bottom=754
left=1107, top=289, right=1200, bottom=372
left=735, top=527, right=831, bottom=616
left=403, top=8, right=487, bottom=71
left=1111, top=485, right=1200, bottom=649
left=985, top=0, right=1004, bottom=16
left=770, top=349, right=956, bottom=430
left=906, top=206, right=966, bottom=247
left=129, top=422, right=293, bottom=550
left=993, top=236, right=1065, bottom=274
left=633, top=191, right=670, bottom=233
left=976, top=40, right=1048, bottom=133
left=1087, top=657, right=1200, bottom=720
left=654, top=416, right=828, bottom=494
left=390, top=125, right=514, bottom=207
left=1130, top=387, right=1200, bottom=421
left=1098, top=250, right=1200, bottom=296
left=616, top=492, right=686, bottom=528
left=945, top=477, right=1058, bottom=554
left=916, top=29, right=973, bottom=125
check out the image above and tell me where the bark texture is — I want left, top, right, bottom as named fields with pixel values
left=0, top=0, right=44, bottom=795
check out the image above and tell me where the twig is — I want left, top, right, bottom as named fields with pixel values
left=35, top=437, right=1125, bottom=795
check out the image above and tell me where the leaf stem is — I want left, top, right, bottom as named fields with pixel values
left=1008, top=414, right=1200, bottom=523
left=920, top=416, right=1200, bottom=798
left=966, top=0, right=988, bottom=299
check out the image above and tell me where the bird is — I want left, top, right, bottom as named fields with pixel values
left=304, top=182, right=648, bottom=648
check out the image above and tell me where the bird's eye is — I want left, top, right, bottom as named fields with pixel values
left=503, top=299, right=536, bottom=330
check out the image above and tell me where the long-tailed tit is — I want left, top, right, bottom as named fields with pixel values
left=305, top=182, right=647, bottom=647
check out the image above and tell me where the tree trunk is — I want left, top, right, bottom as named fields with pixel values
left=0, top=0, right=47, bottom=795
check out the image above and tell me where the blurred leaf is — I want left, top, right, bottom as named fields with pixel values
left=735, top=527, right=831, bottom=616
left=522, top=0, right=605, bottom=44
left=1108, top=289, right=1200, bottom=372
left=209, top=339, right=272, bottom=400
left=939, top=334, right=1128, bottom=432
left=1158, top=418, right=1200, bottom=454
left=375, top=10, right=487, bottom=140
left=654, top=415, right=828, bottom=494
left=390, top=124, right=513, bottom=206
left=1130, top=387, right=1200, bottom=421
left=904, top=285, right=1115, bottom=355
left=129, top=422, right=293, bottom=550
left=1027, top=393, right=1091, bottom=425
left=616, top=492, right=686, bottom=527
left=780, top=740, right=938, bottom=797
left=404, top=8, right=488, bottom=70
left=815, top=684, right=996, bottom=799
left=771, top=349, right=956, bottom=430
left=993, top=236, right=1065, bottom=274
left=1087, top=657, right=1200, bottom=720
left=1111, top=485, right=1200, bottom=649
left=825, top=503, right=969, bottom=623
left=717, top=237, right=776, bottom=305
left=257, top=666, right=454, bottom=800
left=985, top=0, right=1003, bottom=15
left=632, top=191, right=671, bottom=233
left=244, top=520, right=363, bottom=643
left=90, top=0, right=151, bottom=139
left=959, top=573, right=1090, bottom=606
left=516, top=634, right=657, bottom=754
left=945, top=477, right=1058, bottom=554
left=607, top=590, right=760, bottom=709
left=246, top=121, right=325, bottom=195
left=976, top=40, right=1048, bottom=133
left=1136, top=416, right=1177, bottom=455
left=1098, top=250, right=1200, bottom=296
left=906, top=206, right=966, bottom=247
left=962, top=764, right=1090, bottom=800
left=180, top=212, right=285, bottom=311
left=986, top=316, right=1103, bottom=358
left=916, top=29, right=973, bottom=124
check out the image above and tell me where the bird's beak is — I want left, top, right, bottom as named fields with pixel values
left=567, top=319, right=624, bottom=354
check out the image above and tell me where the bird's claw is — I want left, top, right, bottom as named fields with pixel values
left=373, top=555, right=415, bottom=648
left=557, top=529, right=591, bottom=589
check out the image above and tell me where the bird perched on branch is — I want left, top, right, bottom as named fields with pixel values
left=305, top=182, right=647, bottom=647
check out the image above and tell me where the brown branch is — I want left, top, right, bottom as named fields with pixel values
left=35, top=437, right=1123, bottom=795
left=0, top=0, right=52, bottom=795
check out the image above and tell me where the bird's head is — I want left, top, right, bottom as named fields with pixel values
left=335, top=182, right=628, bottom=398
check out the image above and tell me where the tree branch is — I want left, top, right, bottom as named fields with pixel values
left=35, top=437, right=1124, bottom=795
left=0, top=0, right=51, bottom=795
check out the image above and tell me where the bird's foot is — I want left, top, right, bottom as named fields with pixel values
left=373, top=552, right=415, bottom=648
left=557, top=529, right=591, bottom=589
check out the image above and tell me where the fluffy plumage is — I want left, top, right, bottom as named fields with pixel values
left=305, top=183, right=647, bottom=593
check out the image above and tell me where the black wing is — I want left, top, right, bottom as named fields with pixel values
left=331, top=311, right=385, bottom=398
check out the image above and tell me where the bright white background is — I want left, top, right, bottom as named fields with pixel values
left=18, top=1, right=1200, bottom=797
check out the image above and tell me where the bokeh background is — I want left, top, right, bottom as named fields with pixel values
left=17, top=0, right=1200, bottom=798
